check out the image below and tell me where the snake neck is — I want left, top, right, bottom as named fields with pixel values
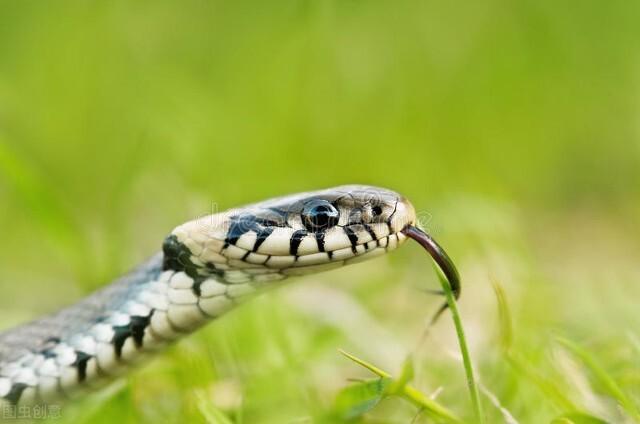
left=0, top=248, right=281, bottom=406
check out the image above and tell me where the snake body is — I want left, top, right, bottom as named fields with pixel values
left=0, top=185, right=416, bottom=406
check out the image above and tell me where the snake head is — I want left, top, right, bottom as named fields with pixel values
left=163, top=185, right=416, bottom=282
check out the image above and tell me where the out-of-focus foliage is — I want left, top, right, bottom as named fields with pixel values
left=0, top=1, right=639, bottom=422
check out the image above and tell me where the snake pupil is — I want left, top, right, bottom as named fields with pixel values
left=302, top=199, right=339, bottom=231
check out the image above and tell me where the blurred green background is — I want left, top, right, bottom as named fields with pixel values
left=1, top=1, right=639, bottom=423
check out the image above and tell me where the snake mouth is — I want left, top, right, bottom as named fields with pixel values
left=217, top=221, right=410, bottom=273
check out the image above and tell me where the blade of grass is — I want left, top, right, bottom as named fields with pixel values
left=435, top=265, right=485, bottom=424
left=551, top=412, right=609, bottom=424
left=332, top=377, right=391, bottom=420
left=339, top=349, right=391, bottom=378
left=478, top=382, right=519, bottom=424
left=492, top=280, right=611, bottom=421
left=504, top=353, right=576, bottom=412
left=339, top=350, right=462, bottom=423
left=555, top=337, right=640, bottom=421
left=389, top=356, right=415, bottom=394
left=491, top=279, right=513, bottom=353
left=492, top=280, right=577, bottom=411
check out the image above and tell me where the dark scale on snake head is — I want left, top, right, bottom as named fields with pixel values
left=343, top=226, right=359, bottom=254
left=314, top=231, right=326, bottom=252
left=225, top=214, right=258, bottom=246
left=289, top=229, right=308, bottom=256
left=363, top=224, right=379, bottom=246
left=191, top=275, right=212, bottom=296
left=162, top=234, right=199, bottom=278
left=252, top=227, right=274, bottom=252
left=162, top=235, right=187, bottom=270
left=224, top=214, right=275, bottom=253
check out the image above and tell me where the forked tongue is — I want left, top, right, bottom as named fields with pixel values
left=402, top=225, right=461, bottom=325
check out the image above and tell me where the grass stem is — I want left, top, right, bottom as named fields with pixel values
left=437, top=268, right=485, bottom=424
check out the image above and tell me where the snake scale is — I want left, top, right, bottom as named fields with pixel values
left=0, top=185, right=458, bottom=408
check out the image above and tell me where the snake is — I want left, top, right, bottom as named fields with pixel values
left=0, top=185, right=459, bottom=407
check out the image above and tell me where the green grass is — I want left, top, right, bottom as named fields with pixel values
left=435, top=266, right=484, bottom=424
left=1, top=0, right=640, bottom=422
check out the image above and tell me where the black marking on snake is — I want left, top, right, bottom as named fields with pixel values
left=385, top=200, right=399, bottom=229
left=40, top=348, right=58, bottom=359
left=204, top=263, right=225, bottom=281
left=363, top=224, right=378, bottom=243
left=38, top=337, right=61, bottom=358
left=343, top=226, right=359, bottom=254
left=112, top=325, right=131, bottom=358
left=253, top=227, right=274, bottom=252
left=44, top=336, right=61, bottom=345
left=216, top=271, right=228, bottom=283
left=225, top=214, right=276, bottom=253
left=191, top=276, right=209, bottom=297
left=385, top=221, right=394, bottom=237
left=315, top=231, right=326, bottom=252
left=193, top=281, right=203, bottom=297
left=225, top=214, right=256, bottom=246
left=163, top=235, right=199, bottom=278
left=130, top=315, right=151, bottom=348
left=289, top=229, right=307, bottom=256
left=111, top=314, right=150, bottom=357
left=256, top=218, right=286, bottom=227
left=4, top=382, right=27, bottom=405
left=73, top=351, right=92, bottom=382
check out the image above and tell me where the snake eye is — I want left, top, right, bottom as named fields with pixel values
left=302, top=199, right=339, bottom=231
